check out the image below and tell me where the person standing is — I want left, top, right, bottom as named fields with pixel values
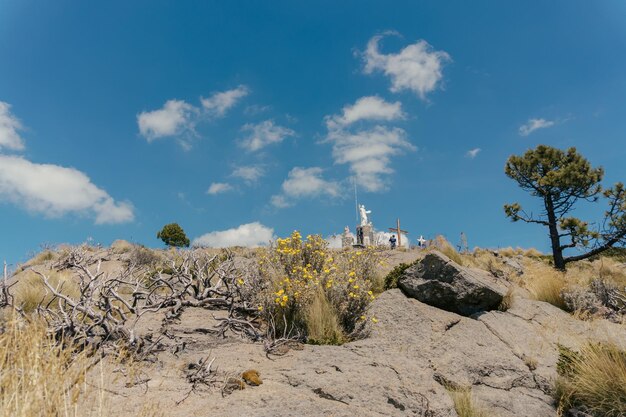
left=389, top=234, right=397, bottom=249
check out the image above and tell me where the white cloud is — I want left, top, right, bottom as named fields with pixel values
left=325, top=96, right=405, bottom=130
left=201, top=85, right=249, bottom=117
left=239, top=120, right=295, bottom=152
left=271, top=167, right=341, bottom=208
left=270, top=195, right=291, bottom=208
left=327, top=126, right=415, bottom=192
left=281, top=167, right=340, bottom=198
left=325, top=233, right=347, bottom=249
left=232, top=165, right=264, bottom=183
left=466, top=148, right=481, bottom=158
left=0, top=154, right=134, bottom=224
left=0, top=101, right=25, bottom=151
left=518, top=118, right=555, bottom=136
left=193, top=222, right=274, bottom=248
left=207, top=182, right=233, bottom=195
left=137, top=99, right=195, bottom=141
left=363, top=33, right=451, bottom=100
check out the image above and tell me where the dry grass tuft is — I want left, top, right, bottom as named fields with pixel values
left=447, top=387, right=490, bottom=417
left=305, top=289, right=344, bottom=345
left=0, top=316, right=99, bottom=417
left=556, top=343, right=626, bottom=417
left=429, top=235, right=464, bottom=265
left=522, top=261, right=568, bottom=309
left=110, top=239, right=134, bottom=254
left=498, top=287, right=515, bottom=312
left=14, top=250, right=59, bottom=274
left=13, top=269, right=80, bottom=313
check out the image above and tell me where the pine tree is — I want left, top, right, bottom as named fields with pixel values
left=504, top=145, right=626, bottom=270
left=157, top=223, right=190, bottom=248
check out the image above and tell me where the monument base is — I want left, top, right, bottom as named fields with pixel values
left=356, top=224, right=375, bottom=247
left=341, top=236, right=354, bottom=249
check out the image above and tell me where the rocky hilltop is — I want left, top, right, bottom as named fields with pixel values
left=4, top=244, right=625, bottom=416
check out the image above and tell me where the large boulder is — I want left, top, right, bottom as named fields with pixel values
left=398, top=251, right=509, bottom=316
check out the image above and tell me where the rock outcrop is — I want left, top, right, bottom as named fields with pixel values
left=398, top=251, right=509, bottom=315
left=90, top=288, right=626, bottom=417
left=67, top=249, right=625, bottom=417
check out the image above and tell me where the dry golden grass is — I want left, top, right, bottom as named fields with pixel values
left=498, top=287, right=515, bottom=312
left=556, top=343, right=626, bottom=417
left=13, top=269, right=80, bottom=313
left=429, top=235, right=464, bottom=265
left=0, top=316, right=104, bottom=417
left=447, top=387, right=490, bottom=417
left=523, top=262, right=568, bottom=309
left=519, top=255, right=626, bottom=311
left=110, top=239, right=134, bottom=254
left=14, top=250, right=59, bottom=274
left=305, top=289, right=344, bottom=345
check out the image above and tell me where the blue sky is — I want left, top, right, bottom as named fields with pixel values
left=1, top=1, right=626, bottom=266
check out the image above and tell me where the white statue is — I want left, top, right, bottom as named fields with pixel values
left=343, top=225, right=351, bottom=236
left=359, top=204, right=371, bottom=226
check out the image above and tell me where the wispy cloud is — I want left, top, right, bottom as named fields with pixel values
left=239, top=120, right=295, bottom=152
left=363, top=32, right=451, bottom=100
left=466, top=148, right=481, bottom=158
left=324, top=96, right=415, bottom=192
left=325, top=96, right=405, bottom=130
left=0, top=154, right=134, bottom=224
left=519, top=118, right=555, bottom=136
left=201, top=85, right=249, bottom=117
left=271, top=167, right=340, bottom=208
left=137, top=86, right=249, bottom=146
left=0, top=101, right=25, bottom=151
left=328, top=126, right=415, bottom=192
left=207, top=182, right=233, bottom=195
left=231, top=165, right=265, bottom=183
left=193, top=222, right=274, bottom=247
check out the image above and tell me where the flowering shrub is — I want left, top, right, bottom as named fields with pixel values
left=257, top=231, right=381, bottom=344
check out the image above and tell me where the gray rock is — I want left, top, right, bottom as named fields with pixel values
left=398, top=251, right=509, bottom=316
left=503, top=257, right=525, bottom=275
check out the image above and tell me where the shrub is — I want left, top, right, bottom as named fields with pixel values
left=257, top=231, right=380, bottom=343
left=383, top=262, right=413, bottom=290
left=556, top=343, right=626, bottom=417
left=157, top=223, right=190, bottom=248
left=561, top=285, right=603, bottom=316
left=129, top=245, right=162, bottom=267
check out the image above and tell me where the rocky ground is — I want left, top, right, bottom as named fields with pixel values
left=60, top=248, right=625, bottom=417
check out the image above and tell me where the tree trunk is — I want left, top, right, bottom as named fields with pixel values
left=545, top=196, right=565, bottom=270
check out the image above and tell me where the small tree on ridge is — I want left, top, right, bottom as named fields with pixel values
left=157, top=223, right=190, bottom=248
left=504, top=145, right=626, bottom=270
